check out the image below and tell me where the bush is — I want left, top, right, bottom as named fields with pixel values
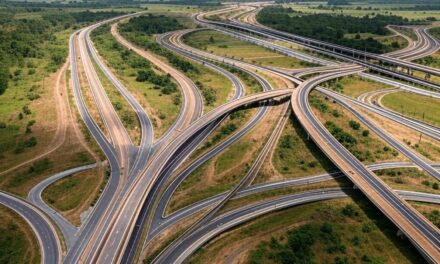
left=342, top=204, right=359, bottom=218
left=280, top=134, right=296, bottom=149
left=349, top=120, right=360, bottom=130
left=362, top=222, right=373, bottom=233
left=362, top=130, right=369, bottom=137
left=122, top=113, right=134, bottom=125
left=22, top=105, right=31, bottom=115
left=433, top=182, right=439, bottom=190
left=113, top=101, right=123, bottom=111
left=202, top=88, right=216, bottom=106
left=332, top=110, right=340, bottom=117
left=310, top=96, right=328, bottom=113
left=27, top=92, right=40, bottom=101
left=221, top=123, right=237, bottom=135
left=325, top=121, right=357, bottom=147
left=422, top=180, right=431, bottom=187
left=0, top=122, right=6, bottom=129
left=24, top=137, right=37, bottom=147
left=8, top=158, right=53, bottom=187
left=0, top=66, right=9, bottom=95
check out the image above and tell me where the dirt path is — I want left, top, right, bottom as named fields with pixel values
left=0, top=61, right=70, bottom=176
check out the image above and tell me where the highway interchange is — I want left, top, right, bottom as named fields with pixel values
left=2, top=2, right=440, bottom=264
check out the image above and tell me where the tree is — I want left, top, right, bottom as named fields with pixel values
left=0, top=65, right=8, bottom=95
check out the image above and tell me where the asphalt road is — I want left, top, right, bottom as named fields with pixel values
left=0, top=191, right=61, bottom=264
left=292, top=69, right=440, bottom=262
left=148, top=161, right=440, bottom=241
left=195, top=10, right=440, bottom=91
left=27, top=163, right=96, bottom=248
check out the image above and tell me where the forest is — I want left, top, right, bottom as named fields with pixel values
left=0, top=9, right=125, bottom=95
left=119, top=15, right=198, bottom=74
left=256, top=6, right=415, bottom=53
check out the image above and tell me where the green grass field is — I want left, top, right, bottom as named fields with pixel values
left=381, top=91, right=440, bottom=127
left=187, top=197, right=422, bottom=264
left=324, top=75, right=393, bottom=98
left=266, top=113, right=336, bottom=182
left=42, top=167, right=104, bottom=225
left=183, top=29, right=314, bottom=69
left=117, top=22, right=235, bottom=114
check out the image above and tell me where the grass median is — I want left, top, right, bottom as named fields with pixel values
left=182, top=29, right=315, bottom=69
left=42, top=166, right=106, bottom=226
left=382, top=91, right=440, bottom=127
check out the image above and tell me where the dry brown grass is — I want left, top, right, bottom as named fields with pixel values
left=358, top=106, right=440, bottom=162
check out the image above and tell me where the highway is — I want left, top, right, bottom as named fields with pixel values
left=153, top=187, right=440, bottom=263
left=6, top=6, right=440, bottom=264
left=148, top=160, right=440, bottom=241
left=0, top=191, right=62, bottom=264
left=138, top=16, right=440, bottom=262
left=64, top=31, right=123, bottom=264
left=195, top=9, right=440, bottom=91
left=230, top=7, right=440, bottom=75
left=84, top=22, right=154, bottom=183
left=120, top=27, right=274, bottom=263
left=110, top=23, right=203, bottom=145
left=27, top=163, right=96, bottom=248
left=85, top=87, right=292, bottom=263
left=291, top=69, right=440, bottom=262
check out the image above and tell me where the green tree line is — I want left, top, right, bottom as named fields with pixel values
left=256, top=6, right=415, bottom=54
left=0, top=9, right=125, bottom=95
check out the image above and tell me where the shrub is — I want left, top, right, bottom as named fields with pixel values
left=28, top=68, right=36, bottom=75
left=27, top=92, right=40, bottom=101
left=362, top=130, right=369, bottom=137
left=342, top=204, right=359, bottom=218
left=325, top=121, right=357, bottom=147
left=362, top=222, right=373, bottom=233
left=24, top=137, right=37, bottom=148
left=221, top=123, right=237, bottom=135
left=113, top=101, right=123, bottom=111
left=202, top=88, right=216, bottom=106
left=433, top=182, right=439, bottom=190
left=349, top=120, right=360, bottom=130
left=280, top=134, right=295, bottom=149
left=122, top=113, right=134, bottom=125
left=22, top=105, right=31, bottom=115
left=422, top=180, right=431, bottom=187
